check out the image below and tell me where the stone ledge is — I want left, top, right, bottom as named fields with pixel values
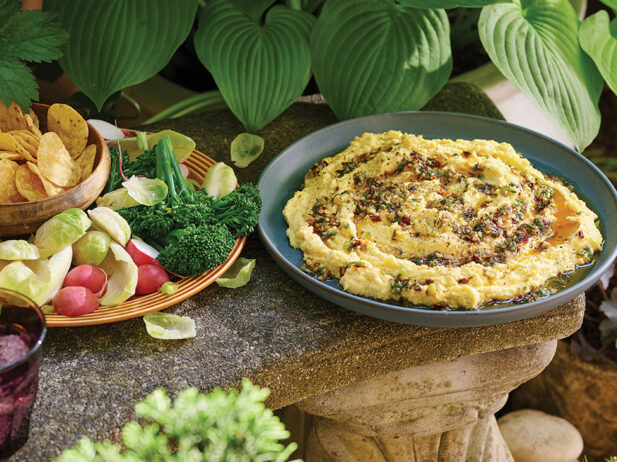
left=16, top=102, right=585, bottom=460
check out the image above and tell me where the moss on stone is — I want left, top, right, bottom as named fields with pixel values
left=422, top=82, right=504, bottom=120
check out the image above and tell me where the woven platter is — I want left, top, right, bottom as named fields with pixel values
left=45, top=148, right=246, bottom=327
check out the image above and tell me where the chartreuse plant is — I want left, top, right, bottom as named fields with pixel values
left=194, top=0, right=314, bottom=166
left=43, top=0, right=198, bottom=111
left=54, top=379, right=297, bottom=462
left=579, top=0, right=617, bottom=96
left=310, top=0, right=452, bottom=120
left=0, top=0, right=67, bottom=110
left=479, top=0, right=603, bottom=152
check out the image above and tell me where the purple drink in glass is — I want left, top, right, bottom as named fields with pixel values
left=0, top=290, right=46, bottom=460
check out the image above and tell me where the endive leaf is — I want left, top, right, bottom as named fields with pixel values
left=479, top=0, right=602, bottom=151
left=580, top=11, right=617, bottom=96
left=194, top=0, right=314, bottom=133
left=310, top=0, right=452, bottom=120
left=398, top=0, right=507, bottom=8
left=44, top=0, right=198, bottom=110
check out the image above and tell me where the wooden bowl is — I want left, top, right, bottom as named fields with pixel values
left=0, top=103, right=111, bottom=237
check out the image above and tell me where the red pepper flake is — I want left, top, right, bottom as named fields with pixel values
left=370, top=215, right=382, bottom=222
left=423, top=279, right=434, bottom=285
left=462, top=151, right=472, bottom=158
left=400, top=216, right=411, bottom=225
left=458, top=277, right=472, bottom=284
left=339, top=267, right=345, bottom=277
left=578, top=230, right=585, bottom=239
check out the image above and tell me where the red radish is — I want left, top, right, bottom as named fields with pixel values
left=64, top=265, right=107, bottom=297
left=126, top=238, right=161, bottom=267
left=178, top=163, right=190, bottom=178
left=136, top=264, right=170, bottom=295
left=53, top=287, right=99, bottom=317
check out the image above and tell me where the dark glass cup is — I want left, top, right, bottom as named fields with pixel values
left=0, top=289, right=46, bottom=460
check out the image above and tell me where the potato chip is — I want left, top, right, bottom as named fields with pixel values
left=0, top=102, right=28, bottom=132
left=0, top=159, right=26, bottom=203
left=28, top=109, right=39, bottom=128
left=0, top=132, right=35, bottom=162
left=15, top=164, right=47, bottom=201
left=9, top=130, right=39, bottom=159
left=47, top=103, right=88, bottom=158
left=25, top=114, right=42, bottom=138
left=37, top=132, right=80, bottom=187
left=76, top=144, right=97, bottom=181
left=27, top=162, right=65, bottom=197
left=0, top=152, right=22, bottom=161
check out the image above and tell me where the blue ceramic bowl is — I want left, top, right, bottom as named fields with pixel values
left=258, top=111, right=617, bottom=327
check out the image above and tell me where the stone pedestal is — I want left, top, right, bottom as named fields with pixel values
left=293, top=341, right=557, bottom=461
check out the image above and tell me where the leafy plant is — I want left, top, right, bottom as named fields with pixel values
left=54, top=379, right=297, bottom=461
left=580, top=9, right=617, bottom=96
left=2, top=0, right=614, bottom=153
left=479, top=0, right=602, bottom=152
left=194, top=0, right=314, bottom=133
left=0, top=0, right=67, bottom=110
left=43, top=0, right=199, bottom=111
left=310, top=0, right=452, bottom=120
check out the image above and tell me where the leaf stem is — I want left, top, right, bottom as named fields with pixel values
left=143, top=91, right=227, bottom=124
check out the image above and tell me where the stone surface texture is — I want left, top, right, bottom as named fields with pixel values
left=511, top=341, right=617, bottom=460
left=497, top=409, right=583, bottom=462
left=293, top=342, right=556, bottom=461
left=12, top=104, right=586, bottom=460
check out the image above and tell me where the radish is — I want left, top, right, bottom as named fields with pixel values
left=136, top=264, right=170, bottom=295
left=64, top=265, right=107, bottom=298
left=126, top=238, right=161, bottom=267
left=53, top=286, right=99, bottom=316
left=178, top=163, right=190, bottom=178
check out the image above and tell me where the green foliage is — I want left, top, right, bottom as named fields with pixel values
left=194, top=0, right=314, bottom=133
left=310, top=0, right=452, bottom=120
left=54, top=379, right=297, bottom=462
left=580, top=11, right=617, bottom=97
left=398, top=0, right=507, bottom=7
left=479, top=0, right=603, bottom=152
left=44, top=0, right=198, bottom=110
left=0, top=0, right=67, bottom=110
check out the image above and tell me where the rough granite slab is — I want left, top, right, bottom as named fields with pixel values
left=13, top=103, right=584, bottom=461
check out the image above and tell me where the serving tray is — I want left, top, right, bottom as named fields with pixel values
left=258, top=111, right=617, bottom=327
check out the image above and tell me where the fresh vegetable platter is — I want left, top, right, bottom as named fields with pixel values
left=0, top=118, right=259, bottom=327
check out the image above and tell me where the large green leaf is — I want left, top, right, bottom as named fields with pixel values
left=44, top=0, right=198, bottom=110
left=398, top=0, right=507, bottom=8
left=230, top=0, right=275, bottom=21
left=194, top=0, right=314, bottom=133
left=599, top=0, right=617, bottom=10
left=310, top=0, right=451, bottom=120
left=479, top=0, right=602, bottom=151
left=580, top=11, right=617, bottom=97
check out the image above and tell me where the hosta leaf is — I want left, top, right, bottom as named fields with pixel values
left=230, top=0, right=275, bottom=21
left=398, top=0, right=507, bottom=8
left=44, top=0, right=198, bottom=110
left=599, top=0, right=617, bottom=10
left=479, top=0, right=602, bottom=151
left=580, top=11, right=617, bottom=96
left=310, top=0, right=452, bottom=120
left=194, top=0, right=314, bottom=133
